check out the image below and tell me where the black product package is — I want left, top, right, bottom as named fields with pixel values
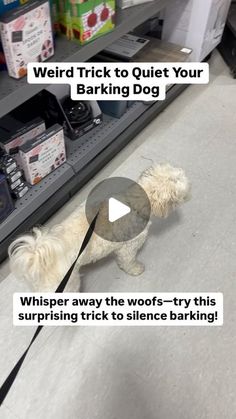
left=0, top=174, right=14, bottom=223
left=10, top=90, right=103, bottom=141
left=12, top=182, right=29, bottom=199
left=0, top=155, right=17, bottom=175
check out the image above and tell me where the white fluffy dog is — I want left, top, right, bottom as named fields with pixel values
left=9, top=164, right=191, bottom=292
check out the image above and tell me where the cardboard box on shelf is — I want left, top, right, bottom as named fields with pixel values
left=19, top=124, right=66, bottom=185
left=162, top=0, right=232, bottom=62
left=0, top=0, right=54, bottom=78
left=58, top=0, right=115, bottom=45
left=0, top=117, right=46, bottom=164
left=11, top=86, right=103, bottom=141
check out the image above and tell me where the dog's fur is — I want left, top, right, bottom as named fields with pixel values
left=8, top=164, right=191, bottom=291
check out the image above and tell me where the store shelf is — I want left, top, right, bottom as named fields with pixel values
left=0, top=0, right=169, bottom=118
left=0, top=163, right=74, bottom=242
left=0, top=102, right=147, bottom=243
left=0, top=83, right=187, bottom=262
left=66, top=102, right=149, bottom=172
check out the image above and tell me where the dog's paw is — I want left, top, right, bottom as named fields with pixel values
left=126, top=261, right=145, bottom=276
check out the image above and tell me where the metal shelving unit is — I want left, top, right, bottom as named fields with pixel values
left=0, top=0, right=188, bottom=262
left=0, top=84, right=187, bottom=261
left=0, top=0, right=169, bottom=118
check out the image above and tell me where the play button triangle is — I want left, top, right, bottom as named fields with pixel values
left=86, top=176, right=151, bottom=242
left=108, top=197, right=131, bottom=222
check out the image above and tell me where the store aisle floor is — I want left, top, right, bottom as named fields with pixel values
left=0, top=51, right=235, bottom=419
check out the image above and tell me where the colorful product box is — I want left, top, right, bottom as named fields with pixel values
left=0, top=117, right=46, bottom=165
left=19, top=124, right=66, bottom=185
left=57, top=0, right=72, bottom=38
left=0, top=1, right=29, bottom=70
left=0, top=0, right=54, bottom=78
left=58, top=0, right=115, bottom=44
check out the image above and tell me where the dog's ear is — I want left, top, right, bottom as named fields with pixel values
left=138, top=165, right=173, bottom=217
left=149, top=185, right=174, bottom=218
left=139, top=164, right=191, bottom=218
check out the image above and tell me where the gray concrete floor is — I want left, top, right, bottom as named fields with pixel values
left=0, top=51, right=236, bottom=418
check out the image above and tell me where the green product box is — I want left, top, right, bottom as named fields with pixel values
left=57, top=0, right=72, bottom=38
left=59, top=0, right=116, bottom=44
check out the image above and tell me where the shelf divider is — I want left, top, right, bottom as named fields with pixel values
left=0, top=0, right=169, bottom=118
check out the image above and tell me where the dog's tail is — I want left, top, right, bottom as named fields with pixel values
left=8, top=227, right=66, bottom=289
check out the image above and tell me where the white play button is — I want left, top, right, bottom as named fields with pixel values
left=86, top=177, right=151, bottom=242
left=108, top=197, right=131, bottom=222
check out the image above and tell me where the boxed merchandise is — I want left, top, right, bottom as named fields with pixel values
left=11, top=87, right=103, bottom=141
left=19, top=124, right=66, bottom=185
left=0, top=114, right=22, bottom=131
left=0, top=0, right=29, bottom=70
left=0, top=0, right=54, bottom=79
left=162, top=0, right=231, bottom=62
left=0, top=173, right=14, bottom=223
left=0, top=117, right=46, bottom=164
left=57, top=0, right=72, bottom=38
left=59, top=0, right=115, bottom=45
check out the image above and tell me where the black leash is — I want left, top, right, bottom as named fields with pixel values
left=0, top=213, right=98, bottom=406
